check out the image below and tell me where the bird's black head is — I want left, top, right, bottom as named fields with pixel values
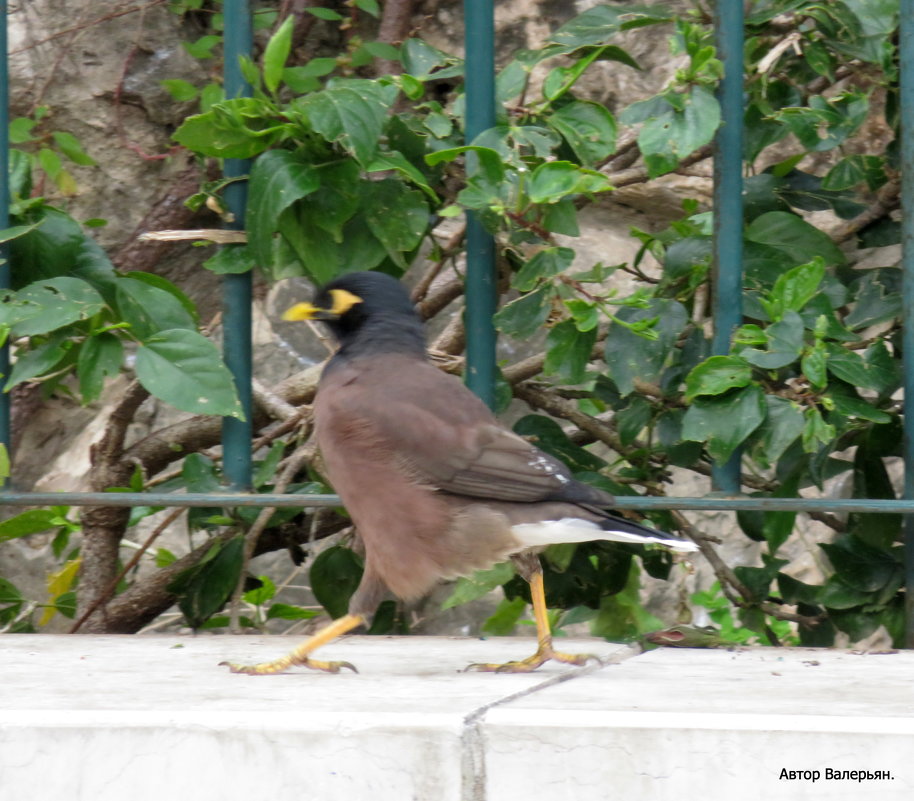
left=283, top=271, right=426, bottom=357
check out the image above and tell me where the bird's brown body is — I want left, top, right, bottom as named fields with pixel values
left=316, top=351, right=612, bottom=614
left=225, top=271, right=696, bottom=675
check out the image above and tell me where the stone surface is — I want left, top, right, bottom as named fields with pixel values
left=2, top=636, right=912, bottom=801
left=485, top=646, right=914, bottom=800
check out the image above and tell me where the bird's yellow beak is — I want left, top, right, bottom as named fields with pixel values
left=282, top=289, right=363, bottom=321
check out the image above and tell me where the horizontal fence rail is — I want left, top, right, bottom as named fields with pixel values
left=1, top=492, right=914, bottom=515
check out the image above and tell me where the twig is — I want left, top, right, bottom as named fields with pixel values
left=830, top=178, right=900, bottom=244
left=228, top=438, right=317, bottom=632
left=411, top=223, right=466, bottom=303
left=374, top=0, right=415, bottom=75
left=70, top=507, right=185, bottom=633
left=11, top=1, right=167, bottom=55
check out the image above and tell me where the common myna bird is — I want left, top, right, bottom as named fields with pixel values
left=225, top=271, right=697, bottom=675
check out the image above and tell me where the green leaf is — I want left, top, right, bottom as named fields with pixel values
left=173, top=98, right=287, bottom=159
left=494, top=286, right=551, bottom=339
left=281, top=69, right=322, bottom=94
left=202, top=244, right=256, bottom=274
left=300, top=160, right=361, bottom=242
left=829, top=391, right=892, bottom=424
left=160, top=79, right=199, bottom=102
left=616, top=395, right=652, bottom=446
left=310, top=546, right=363, bottom=619
left=168, top=537, right=245, bottom=629
left=277, top=207, right=387, bottom=284
left=682, top=385, right=766, bottom=463
left=442, top=562, right=515, bottom=610
left=821, top=537, right=900, bottom=593
left=528, top=161, right=612, bottom=203
left=549, top=5, right=670, bottom=51
left=263, top=15, right=294, bottom=93
left=0, top=444, right=9, bottom=488
left=819, top=575, right=875, bottom=610
left=638, top=86, right=720, bottom=178
left=426, top=144, right=504, bottom=178
left=513, top=414, right=606, bottom=472
left=825, top=344, right=895, bottom=392
left=305, top=6, right=344, bottom=21
left=4, top=334, right=69, bottom=391
left=565, top=299, right=599, bottom=331
left=362, top=179, right=428, bottom=267
left=513, top=247, right=575, bottom=292
left=182, top=453, right=221, bottom=493
left=482, top=596, right=527, bottom=635
left=51, top=131, right=97, bottom=166
left=9, top=117, right=37, bottom=144
left=267, top=603, right=320, bottom=621
left=0, top=509, right=60, bottom=543
left=684, top=355, right=752, bottom=402
left=77, top=332, right=123, bottom=404
left=114, top=275, right=197, bottom=340
left=38, top=148, right=62, bottom=180
left=367, top=151, right=436, bottom=199
left=801, top=407, right=836, bottom=452
left=542, top=198, right=580, bottom=236
left=768, top=259, right=826, bottom=318
left=293, top=79, right=394, bottom=165
left=823, top=154, right=886, bottom=191
left=134, top=329, right=244, bottom=419
left=5, top=277, right=105, bottom=337
left=243, top=574, right=277, bottom=606
left=800, top=341, right=828, bottom=389
left=849, top=440, right=901, bottom=548
left=547, top=100, right=617, bottom=167
left=247, top=149, right=320, bottom=267
left=752, top=396, right=805, bottom=469
left=746, top=213, right=845, bottom=267
left=845, top=270, right=901, bottom=330
left=400, top=39, right=463, bottom=81
left=353, top=0, right=380, bottom=16
left=0, top=223, right=43, bottom=245
left=525, top=161, right=578, bottom=203
left=184, top=34, right=221, bottom=59
left=740, top=311, right=806, bottom=369
left=544, top=320, right=597, bottom=384
left=604, top=299, right=688, bottom=396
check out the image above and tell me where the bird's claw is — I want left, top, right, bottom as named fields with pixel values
left=219, top=657, right=359, bottom=675
left=463, top=649, right=602, bottom=673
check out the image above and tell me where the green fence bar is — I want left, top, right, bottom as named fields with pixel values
left=0, top=2, right=11, bottom=468
left=221, top=0, right=254, bottom=490
left=462, top=0, right=497, bottom=409
left=710, top=0, right=744, bottom=494
left=899, top=0, right=914, bottom=648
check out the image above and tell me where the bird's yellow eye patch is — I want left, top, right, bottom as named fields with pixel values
left=281, top=289, right=363, bottom=321
left=328, top=288, right=363, bottom=315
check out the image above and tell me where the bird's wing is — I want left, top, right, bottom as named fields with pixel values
left=317, top=356, right=576, bottom=503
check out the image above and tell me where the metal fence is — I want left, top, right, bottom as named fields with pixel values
left=1, top=1, right=913, bottom=646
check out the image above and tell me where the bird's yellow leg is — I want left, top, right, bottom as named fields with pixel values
left=466, top=572, right=601, bottom=673
left=221, top=613, right=365, bottom=675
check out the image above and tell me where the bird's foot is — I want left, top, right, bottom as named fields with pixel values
left=464, top=645, right=602, bottom=674
left=219, top=656, right=358, bottom=675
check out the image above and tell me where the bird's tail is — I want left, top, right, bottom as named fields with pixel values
left=511, top=515, right=698, bottom=553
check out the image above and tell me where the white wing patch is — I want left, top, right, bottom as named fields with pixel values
left=510, top=518, right=698, bottom=552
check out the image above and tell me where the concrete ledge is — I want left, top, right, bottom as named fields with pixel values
left=1, top=635, right=912, bottom=800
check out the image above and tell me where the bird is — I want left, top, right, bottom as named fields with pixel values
left=223, top=270, right=697, bottom=675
